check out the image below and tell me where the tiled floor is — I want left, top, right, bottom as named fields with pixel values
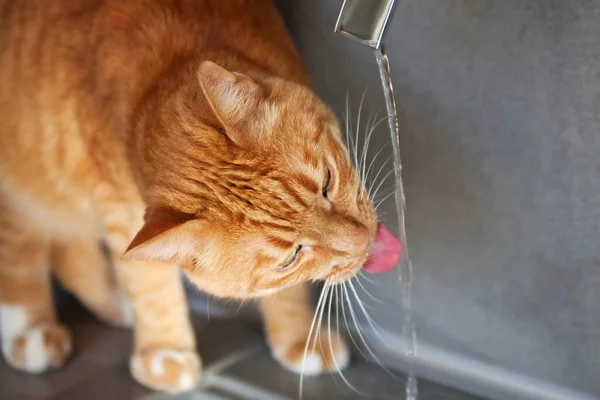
left=0, top=298, right=485, bottom=400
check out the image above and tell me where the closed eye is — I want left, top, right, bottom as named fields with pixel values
left=278, top=245, right=302, bottom=271
left=322, top=166, right=332, bottom=198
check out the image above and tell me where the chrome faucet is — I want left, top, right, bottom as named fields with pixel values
left=334, top=0, right=398, bottom=49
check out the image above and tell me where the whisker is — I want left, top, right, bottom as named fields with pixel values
left=344, top=90, right=350, bottom=141
left=344, top=92, right=353, bottom=156
left=358, top=182, right=369, bottom=202
left=376, top=212, right=389, bottom=223
left=354, top=89, right=367, bottom=172
left=367, top=158, right=392, bottom=199
left=365, top=149, right=389, bottom=186
left=345, top=94, right=360, bottom=169
left=373, top=187, right=394, bottom=205
left=312, top=283, right=331, bottom=354
left=347, top=280, right=402, bottom=354
left=372, top=185, right=394, bottom=201
left=335, top=285, right=341, bottom=343
left=357, top=270, right=405, bottom=290
left=327, top=283, right=363, bottom=395
left=360, top=116, right=386, bottom=186
left=370, top=168, right=394, bottom=201
left=353, top=276, right=384, bottom=305
left=356, top=103, right=374, bottom=189
left=356, top=112, right=374, bottom=201
left=236, top=299, right=247, bottom=314
left=341, top=283, right=390, bottom=370
left=374, top=190, right=396, bottom=212
left=343, top=283, right=402, bottom=379
left=299, top=281, right=330, bottom=399
left=357, top=270, right=382, bottom=286
left=316, top=285, right=333, bottom=363
left=339, top=284, right=370, bottom=361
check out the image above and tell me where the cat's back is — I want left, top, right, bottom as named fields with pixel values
left=0, top=0, right=309, bottom=233
left=0, top=0, right=307, bottom=159
left=0, top=0, right=163, bottom=232
left=0, top=1, right=105, bottom=231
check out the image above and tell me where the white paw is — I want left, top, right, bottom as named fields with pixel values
left=130, top=348, right=201, bottom=393
left=272, top=330, right=350, bottom=376
left=1, top=324, right=72, bottom=373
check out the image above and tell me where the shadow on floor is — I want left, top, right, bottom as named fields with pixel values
left=0, top=299, right=484, bottom=400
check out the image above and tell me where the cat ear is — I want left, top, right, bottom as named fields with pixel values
left=197, top=61, right=266, bottom=146
left=123, top=206, right=202, bottom=265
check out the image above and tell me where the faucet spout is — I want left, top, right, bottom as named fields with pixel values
left=334, top=0, right=398, bottom=49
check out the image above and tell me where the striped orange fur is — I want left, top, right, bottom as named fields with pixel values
left=0, top=0, right=378, bottom=392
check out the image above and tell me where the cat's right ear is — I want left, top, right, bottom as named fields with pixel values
left=197, top=61, right=266, bottom=146
left=122, top=206, right=204, bottom=265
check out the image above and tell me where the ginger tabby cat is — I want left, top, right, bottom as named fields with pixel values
left=0, top=0, right=401, bottom=393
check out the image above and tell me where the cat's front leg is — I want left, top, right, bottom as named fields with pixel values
left=115, top=259, right=201, bottom=393
left=260, top=283, right=350, bottom=376
left=0, top=225, right=71, bottom=373
left=99, top=194, right=201, bottom=393
left=52, top=239, right=134, bottom=328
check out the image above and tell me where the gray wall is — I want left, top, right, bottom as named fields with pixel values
left=274, top=1, right=600, bottom=398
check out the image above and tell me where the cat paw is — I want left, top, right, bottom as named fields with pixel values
left=271, top=330, right=350, bottom=376
left=130, top=348, right=201, bottom=393
left=1, top=324, right=72, bottom=373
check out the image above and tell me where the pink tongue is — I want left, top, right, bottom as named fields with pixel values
left=362, top=224, right=402, bottom=274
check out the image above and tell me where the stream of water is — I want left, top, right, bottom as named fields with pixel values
left=375, top=44, right=418, bottom=400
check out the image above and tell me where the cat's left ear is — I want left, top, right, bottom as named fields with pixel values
left=197, top=61, right=267, bottom=146
left=122, top=206, right=204, bottom=265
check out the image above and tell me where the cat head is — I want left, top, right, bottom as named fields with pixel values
left=124, top=61, right=400, bottom=298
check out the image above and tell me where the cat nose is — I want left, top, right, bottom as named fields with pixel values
left=338, top=227, right=370, bottom=258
